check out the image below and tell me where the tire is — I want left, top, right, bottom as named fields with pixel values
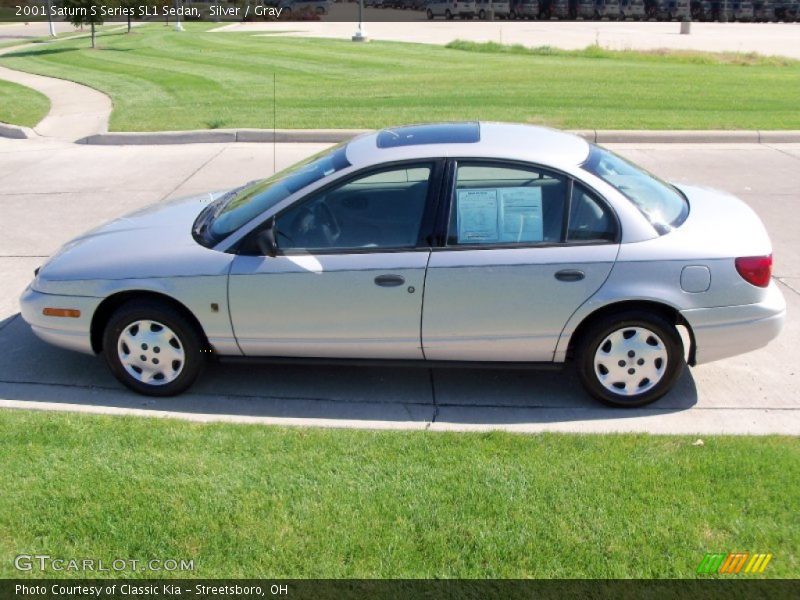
left=427, top=8, right=434, bottom=18
left=103, top=299, right=206, bottom=397
left=479, top=8, right=486, bottom=18
left=445, top=9, right=453, bottom=18
left=575, top=310, right=684, bottom=407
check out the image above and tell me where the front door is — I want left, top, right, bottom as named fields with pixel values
left=228, top=162, right=441, bottom=359
left=422, top=161, right=620, bottom=362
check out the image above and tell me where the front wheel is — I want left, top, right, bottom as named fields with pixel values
left=576, top=311, right=684, bottom=407
left=103, top=299, right=206, bottom=396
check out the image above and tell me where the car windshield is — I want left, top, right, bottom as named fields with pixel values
left=197, top=143, right=351, bottom=246
left=581, top=145, right=688, bottom=234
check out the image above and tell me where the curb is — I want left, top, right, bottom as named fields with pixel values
left=0, top=121, right=36, bottom=140
left=2, top=127, right=798, bottom=145
left=69, top=128, right=800, bottom=145
left=76, top=128, right=372, bottom=145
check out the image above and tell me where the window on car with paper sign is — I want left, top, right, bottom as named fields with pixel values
left=447, top=163, right=567, bottom=246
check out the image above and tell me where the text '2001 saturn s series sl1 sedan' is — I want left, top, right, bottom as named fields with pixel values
left=20, top=123, right=785, bottom=407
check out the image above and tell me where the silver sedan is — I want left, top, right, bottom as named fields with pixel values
left=20, top=123, right=786, bottom=407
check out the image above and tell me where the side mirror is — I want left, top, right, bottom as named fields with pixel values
left=253, top=217, right=278, bottom=257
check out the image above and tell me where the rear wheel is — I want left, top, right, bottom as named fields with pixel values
left=576, top=311, right=684, bottom=407
left=103, top=299, right=206, bottom=397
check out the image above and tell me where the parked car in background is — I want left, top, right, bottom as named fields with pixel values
left=655, top=0, right=690, bottom=18
left=729, top=0, right=755, bottom=19
left=426, top=0, right=477, bottom=17
left=579, top=0, right=598, bottom=16
left=541, top=0, right=578, bottom=18
left=21, top=123, right=785, bottom=407
left=510, top=0, right=539, bottom=17
left=279, top=0, right=332, bottom=13
left=475, top=0, right=511, bottom=17
left=620, top=0, right=646, bottom=18
left=593, top=0, right=622, bottom=18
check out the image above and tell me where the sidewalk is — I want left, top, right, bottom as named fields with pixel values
left=0, top=28, right=126, bottom=141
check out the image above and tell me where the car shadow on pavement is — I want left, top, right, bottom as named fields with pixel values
left=0, top=313, right=698, bottom=426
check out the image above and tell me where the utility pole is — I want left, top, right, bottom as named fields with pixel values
left=174, top=0, right=185, bottom=31
left=46, top=0, right=56, bottom=36
left=352, top=0, right=368, bottom=41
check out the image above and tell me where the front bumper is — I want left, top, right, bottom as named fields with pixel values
left=19, top=285, right=102, bottom=355
left=681, top=281, right=786, bottom=365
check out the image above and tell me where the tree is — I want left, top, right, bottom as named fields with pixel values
left=119, top=0, right=146, bottom=33
left=62, top=0, right=105, bottom=48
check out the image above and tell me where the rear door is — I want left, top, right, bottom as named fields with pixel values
left=422, top=160, right=620, bottom=362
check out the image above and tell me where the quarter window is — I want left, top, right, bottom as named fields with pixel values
left=447, top=163, right=567, bottom=246
left=275, top=164, right=433, bottom=252
left=567, top=183, right=617, bottom=242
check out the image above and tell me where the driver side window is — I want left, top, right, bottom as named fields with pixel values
left=275, top=164, right=433, bottom=252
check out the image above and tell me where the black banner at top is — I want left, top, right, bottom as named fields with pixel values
left=0, top=0, right=787, bottom=24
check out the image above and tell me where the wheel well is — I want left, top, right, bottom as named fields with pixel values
left=90, top=291, right=210, bottom=354
left=566, top=300, right=696, bottom=366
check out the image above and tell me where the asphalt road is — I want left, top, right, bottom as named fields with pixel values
left=1, top=138, right=797, bottom=434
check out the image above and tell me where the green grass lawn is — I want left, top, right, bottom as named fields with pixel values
left=0, top=79, right=48, bottom=127
left=0, top=23, right=799, bottom=131
left=1, top=409, right=797, bottom=578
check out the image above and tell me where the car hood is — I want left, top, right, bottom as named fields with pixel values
left=36, top=192, right=235, bottom=284
left=619, top=184, right=772, bottom=261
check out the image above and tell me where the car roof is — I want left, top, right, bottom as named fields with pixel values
left=345, top=122, right=591, bottom=170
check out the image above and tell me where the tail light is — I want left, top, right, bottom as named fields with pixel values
left=735, top=255, right=772, bottom=288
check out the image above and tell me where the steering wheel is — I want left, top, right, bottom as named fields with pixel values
left=314, top=202, right=341, bottom=244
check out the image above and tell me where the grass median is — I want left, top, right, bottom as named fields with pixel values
left=0, top=23, right=798, bottom=131
left=1, top=409, right=797, bottom=578
left=0, top=79, right=48, bottom=128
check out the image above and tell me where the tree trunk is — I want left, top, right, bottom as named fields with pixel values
left=91, top=22, right=96, bottom=48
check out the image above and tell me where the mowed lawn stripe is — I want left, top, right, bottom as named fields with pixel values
left=0, top=24, right=798, bottom=131
left=0, top=410, right=797, bottom=578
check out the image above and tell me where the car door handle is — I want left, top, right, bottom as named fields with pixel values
left=374, top=274, right=405, bottom=287
left=554, top=269, right=585, bottom=282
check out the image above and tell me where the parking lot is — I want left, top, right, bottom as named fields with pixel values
left=0, top=137, right=798, bottom=434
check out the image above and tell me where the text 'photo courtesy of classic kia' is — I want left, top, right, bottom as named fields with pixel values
left=20, top=123, right=785, bottom=407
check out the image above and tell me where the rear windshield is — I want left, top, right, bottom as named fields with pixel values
left=581, top=145, right=688, bottom=235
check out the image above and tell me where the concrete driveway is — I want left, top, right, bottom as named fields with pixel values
left=0, top=138, right=797, bottom=434
left=216, top=20, right=800, bottom=60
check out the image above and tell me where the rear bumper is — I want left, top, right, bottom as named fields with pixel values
left=681, top=281, right=786, bottom=365
left=19, top=285, right=100, bottom=355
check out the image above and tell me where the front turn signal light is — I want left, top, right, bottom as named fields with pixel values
left=43, top=308, right=81, bottom=318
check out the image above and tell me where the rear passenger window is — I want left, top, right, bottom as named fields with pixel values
left=567, top=184, right=617, bottom=242
left=447, top=163, right=566, bottom=246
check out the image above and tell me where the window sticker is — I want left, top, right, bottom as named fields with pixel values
left=456, top=187, right=543, bottom=244
left=499, top=187, right=543, bottom=243
left=457, top=189, right=499, bottom=243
